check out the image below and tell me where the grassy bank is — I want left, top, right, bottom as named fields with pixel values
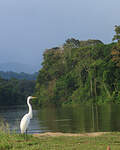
left=0, top=132, right=120, bottom=150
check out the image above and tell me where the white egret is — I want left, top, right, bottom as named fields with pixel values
left=20, top=96, right=37, bottom=134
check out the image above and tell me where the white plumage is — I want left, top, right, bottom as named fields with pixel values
left=20, top=96, right=36, bottom=134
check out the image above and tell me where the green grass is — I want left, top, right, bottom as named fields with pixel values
left=0, top=132, right=120, bottom=150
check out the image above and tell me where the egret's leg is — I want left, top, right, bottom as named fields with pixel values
left=26, top=130, right=27, bottom=141
left=26, top=130, right=27, bottom=135
left=25, top=130, right=27, bottom=140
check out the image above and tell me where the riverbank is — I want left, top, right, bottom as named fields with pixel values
left=0, top=132, right=119, bottom=150
left=33, top=131, right=107, bottom=137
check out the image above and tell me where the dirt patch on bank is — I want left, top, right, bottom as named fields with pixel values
left=33, top=132, right=108, bottom=137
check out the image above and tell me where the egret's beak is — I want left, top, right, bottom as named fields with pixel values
left=31, top=96, right=37, bottom=99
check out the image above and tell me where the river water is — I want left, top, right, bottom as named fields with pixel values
left=0, top=104, right=120, bottom=134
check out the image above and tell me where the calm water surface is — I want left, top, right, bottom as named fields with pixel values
left=0, top=104, right=120, bottom=134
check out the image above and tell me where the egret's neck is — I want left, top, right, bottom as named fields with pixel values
left=27, top=98, right=32, bottom=119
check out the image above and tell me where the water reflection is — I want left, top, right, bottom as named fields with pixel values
left=37, top=104, right=120, bottom=133
left=0, top=104, right=120, bottom=133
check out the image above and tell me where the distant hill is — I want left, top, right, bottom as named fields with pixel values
left=0, top=62, right=41, bottom=73
left=0, top=71, right=38, bottom=80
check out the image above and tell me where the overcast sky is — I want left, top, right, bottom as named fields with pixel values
left=0, top=0, right=120, bottom=68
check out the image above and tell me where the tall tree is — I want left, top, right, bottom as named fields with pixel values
left=112, top=25, right=120, bottom=67
left=112, top=25, right=120, bottom=42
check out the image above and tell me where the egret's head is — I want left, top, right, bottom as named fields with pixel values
left=27, top=96, right=37, bottom=105
left=28, top=96, right=37, bottom=100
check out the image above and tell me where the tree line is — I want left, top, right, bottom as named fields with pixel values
left=0, top=77, right=35, bottom=105
left=35, top=25, right=120, bottom=106
left=0, top=71, right=38, bottom=80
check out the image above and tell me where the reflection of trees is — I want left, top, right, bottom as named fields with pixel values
left=110, top=104, right=120, bottom=131
left=91, top=104, right=120, bottom=132
left=98, top=104, right=111, bottom=131
left=37, top=106, right=58, bottom=131
left=37, top=105, right=96, bottom=133
left=37, top=104, right=120, bottom=133
left=91, top=104, right=112, bottom=132
left=91, top=104, right=99, bottom=132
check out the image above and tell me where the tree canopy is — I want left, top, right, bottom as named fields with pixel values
left=1, top=26, right=120, bottom=106
left=35, top=30, right=120, bottom=106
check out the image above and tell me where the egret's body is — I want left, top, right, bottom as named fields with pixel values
left=20, top=114, right=31, bottom=134
left=20, top=96, right=36, bottom=134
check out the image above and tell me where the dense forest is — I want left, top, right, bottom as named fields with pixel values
left=0, top=71, right=38, bottom=80
left=35, top=25, right=120, bottom=106
left=0, top=71, right=37, bottom=105
left=1, top=26, right=120, bottom=106
left=0, top=77, right=35, bottom=105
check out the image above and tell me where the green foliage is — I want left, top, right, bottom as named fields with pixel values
left=64, top=38, right=103, bottom=49
left=112, top=25, right=120, bottom=41
left=0, top=77, right=35, bottom=105
left=35, top=31, right=120, bottom=106
left=111, top=25, right=120, bottom=67
left=0, top=71, right=38, bottom=80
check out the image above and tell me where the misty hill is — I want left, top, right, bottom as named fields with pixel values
left=0, top=71, right=38, bottom=80
left=0, top=62, right=40, bottom=73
